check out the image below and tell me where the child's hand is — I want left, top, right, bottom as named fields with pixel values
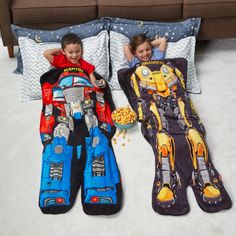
left=151, top=37, right=167, bottom=52
left=94, top=79, right=106, bottom=88
left=123, top=44, right=134, bottom=63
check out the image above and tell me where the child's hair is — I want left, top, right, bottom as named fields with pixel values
left=61, top=33, right=83, bottom=50
left=130, top=34, right=152, bottom=52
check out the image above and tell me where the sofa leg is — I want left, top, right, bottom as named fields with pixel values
left=7, top=46, right=14, bottom=58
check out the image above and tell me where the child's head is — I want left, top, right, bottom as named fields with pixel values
left=130, top=34, right=153, bottom=62
left=61, top=33, right=83, bottom=64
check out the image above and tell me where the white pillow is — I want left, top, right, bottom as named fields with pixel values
left=18, top=30, right=110, bottom=101
left=109, top=32, right=130, bottom=90
left=109, top=31, right=200, bottom=94
left=165, top=36, right=200, bottom=94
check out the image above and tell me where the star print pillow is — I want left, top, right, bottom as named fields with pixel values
left=107, top=17, right=201, bottom=42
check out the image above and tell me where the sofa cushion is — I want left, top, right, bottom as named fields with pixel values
left=183, top=0, right=236, bottom=19
left=12, top=0, right=97, bottom=25
left=98, top=0, right=183, bottom=20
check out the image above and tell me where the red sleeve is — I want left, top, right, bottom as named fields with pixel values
left=79, top=58, right=95, bottom=75
left=51, top=53, right=66, bottom=68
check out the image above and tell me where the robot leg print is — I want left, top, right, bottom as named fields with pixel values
left=39, top=136, right=73, bottom=212
left=81, top=98, right=122, bottom=214
left=39, top=68, right=122, bottom=215
left=39, top=101, right=75, bottom=214
left=149, top=101, right=181, bottom=208
left=118, top=58, right=232, bottom=215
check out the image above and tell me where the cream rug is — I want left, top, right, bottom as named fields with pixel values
left=0, top=38, right=236, bottom=236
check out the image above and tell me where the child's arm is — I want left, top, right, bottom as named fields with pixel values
left=151, top=37, right=167, bottom=52
left=123, top=44, right=134, bottom=63
left=43, top=48, right=61, bottom=63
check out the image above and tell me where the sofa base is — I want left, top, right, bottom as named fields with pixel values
left=7, top=46, right=14, bottom=58
left=198, top=17, right=236, bottom=40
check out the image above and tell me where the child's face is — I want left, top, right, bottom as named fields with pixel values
left=62, top=43, right=82, bottom=64
left=134, top=41, right=152, bottom=62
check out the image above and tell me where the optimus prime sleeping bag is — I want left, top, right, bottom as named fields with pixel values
left=39, top=67, right=122, bottom=215
left=118, top=58, right=232, bottom=215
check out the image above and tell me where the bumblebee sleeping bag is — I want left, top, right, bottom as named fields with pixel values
left=118, top=58, right=232, bottom=215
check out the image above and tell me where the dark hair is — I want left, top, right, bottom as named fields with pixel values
left=61, top=33, right=83, bottom=50
left=130, top=34, right=152, bottom=52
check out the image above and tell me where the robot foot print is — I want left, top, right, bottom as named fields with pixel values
left=82, top=183, right=122, bottom=215
left=202, top=184, right=222, bottom=205
left=156, top=185, right=175, bottom=208
left=192, top=170, right=223, bottom=205
left=39, top=190, right=72, bottom=214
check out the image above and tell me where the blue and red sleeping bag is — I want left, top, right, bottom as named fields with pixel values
left=39, top=67, right=122, bottom=215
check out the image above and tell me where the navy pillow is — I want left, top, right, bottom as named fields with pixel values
left=11, top=20, right=108, bottom=74
left=105, top=17, right=201, bottom=42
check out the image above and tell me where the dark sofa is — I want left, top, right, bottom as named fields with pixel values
left=1, top=0, right=236, bottom=58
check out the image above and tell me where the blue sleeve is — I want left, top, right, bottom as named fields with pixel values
left=151, top=48, right=165, bottom=60
left=129, top=57, right=140, bottom=68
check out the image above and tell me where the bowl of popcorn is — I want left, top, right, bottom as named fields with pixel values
left=111, top=107, right=137, bottom=130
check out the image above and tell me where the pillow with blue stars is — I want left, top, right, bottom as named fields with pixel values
left=106, top=17, right=201, bottom=42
